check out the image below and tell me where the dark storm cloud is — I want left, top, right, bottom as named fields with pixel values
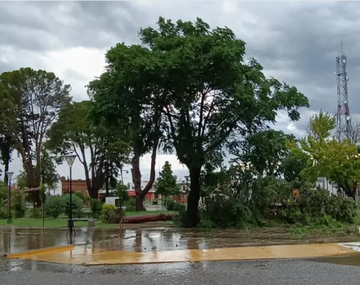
left=1, top=1, right=360, bottom=136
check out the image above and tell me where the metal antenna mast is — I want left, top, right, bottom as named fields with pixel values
left=336, top=42, right=351, bottom=142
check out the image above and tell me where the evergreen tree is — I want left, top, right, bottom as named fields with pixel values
left=156, top=161, right=180, bottom=198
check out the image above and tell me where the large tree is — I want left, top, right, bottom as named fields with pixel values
left=140, top=18, right=308, bottom=227
left=46, top=100, right=130, bottom=199
left=0, top=68, right=71, bottom=205
left=89, top=17, right=309, bottom=225
left=88, top=50, right=164, bottom=210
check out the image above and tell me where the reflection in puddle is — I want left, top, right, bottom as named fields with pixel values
left=312, top=255, right=360, bottom=267
left=1, top=226, right=360, bottom=272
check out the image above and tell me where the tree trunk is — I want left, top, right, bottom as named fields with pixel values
left=185, top=167, right=201, bottom=228
left=132, top=153, right=143, bottom=211
left=135, top=194, right=146, bottom=211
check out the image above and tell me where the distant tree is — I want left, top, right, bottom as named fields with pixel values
left=0, top=68, right=71, bottom=206
left=46, top=100, right=130, bottom=199
left=156, top=161, right=180, bottom=198
left=288, top=111, right=360, bottom=198
left=235, top=130, right=295, bottom=176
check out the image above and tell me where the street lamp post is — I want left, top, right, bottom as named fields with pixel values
left=64, top=154, right=76, bottom=244
left=6, top=171, right=14, bottom=224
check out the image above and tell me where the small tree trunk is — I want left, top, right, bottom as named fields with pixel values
left=185, top=167, right=201, bottom=228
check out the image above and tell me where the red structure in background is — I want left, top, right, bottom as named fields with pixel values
left=127, top=190, right=188, bottom=204
left=61, top=176, right=89, bottom=196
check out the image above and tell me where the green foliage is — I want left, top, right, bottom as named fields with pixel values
left=0, top=207, right=7, bottom=219
left=102, top=203, right=116, bottom=222
left=12, top=190, right=25, bottom=218
left=0, top=68, right=71, bottom=196
left=28, top=208, right=42, bottom=219
left=116, top=183, right=129, bottom=207
left=74, top=192, right=86, bottom=202
left=40, top=149, right=60, bottom=190
left=279, top=190, right=357, bottom=225
left=62, top=194, right=83, bottom=218
left=204, top=196, right=254, bottom=228
left=125, top=198, right=136, bottom=212
left=90, top=199, right=102, bottom=219
left=156, top=161, right=180, bottom=197
left=282, top=154, right=307, bottom=182
left=0, top=181, right=8, bottom=201
left=198, top=167, right=357, bottom=229
left=238, top=130, right=294, bottom=176
left=288, top=111, right=360, bottom=197
left=46, top=100, right=131, bottom=199
left=166, top=200, right=186, bottom=212
left=89, top=17, right=309, bottom=226
left=44, top=196, right=64, bottom=218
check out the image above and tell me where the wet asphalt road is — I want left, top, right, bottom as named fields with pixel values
left=1, top=259, right=360, bottom=285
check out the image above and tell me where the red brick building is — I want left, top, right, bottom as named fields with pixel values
left=61, top=176, right=89, bottom=196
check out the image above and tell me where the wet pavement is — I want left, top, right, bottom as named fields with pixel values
left=2, top=226, right=360, bottom=256
left=2, top=227, right=360, bottom=272
left=2, top=226, right=360, bottom=284
left=2, top=259, right=360, bottom=285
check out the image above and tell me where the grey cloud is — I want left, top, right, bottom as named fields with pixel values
left=2, top=1, right=360, bottom=136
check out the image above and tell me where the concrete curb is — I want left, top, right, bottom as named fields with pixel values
left=5, top=245, right=75, bottom=258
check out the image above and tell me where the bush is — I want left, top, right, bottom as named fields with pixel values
left=126, top=198, right=136, bottom=212
left=0, top=207, right=7, bottom=219
left=90, top=199, right=102, bottom=219
left=62, top=194, right=83, bottom=218
left=75, top=192, right=86, bottom=202
left=28, top=208, right=43, bottom=219
left=326, top=195, right=357, bottom=223
left=12, top=190, right=25, bottom=218
left=203, top=196, right=254, bottom=228
left=45, top=196, right=64, bottom=218
left=102, top=203, right=117, bottom=222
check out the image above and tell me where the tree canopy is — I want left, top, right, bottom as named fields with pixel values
left=89, top=17, right=309, bottom=226
left=0, top=68, right=71, bottom=205
left=288, top=111, right=360, bottom=197
left=46, top=100, right=130, bottom=198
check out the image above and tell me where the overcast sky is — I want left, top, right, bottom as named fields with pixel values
left=1, top=1, right=360, bottom=185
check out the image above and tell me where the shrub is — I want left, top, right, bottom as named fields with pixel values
left=75, top=192, right=86, bottom=202
left=12, top=190, right=25, bottom=218
left=28, top=208, right=42, bottom=219
left=102, top=203, right=117, bottom=222
left=90, top=199, right=102, bottom=219
left=173, top=203, right=186, bottom=212
left=45, top=196, right=64, bottom=218
left=126, top=198, right=136, bottom=212
left=62, top=194, right=83, bottom=218
left=166, top=200, right=176, bottom=211
left=0, top=206, right=7, bottom=219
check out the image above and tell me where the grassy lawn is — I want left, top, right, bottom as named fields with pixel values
left=0, top=210, right=176, bottom=229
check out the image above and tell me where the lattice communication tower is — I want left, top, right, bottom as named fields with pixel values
left=336, top=43, right=351, bottom=142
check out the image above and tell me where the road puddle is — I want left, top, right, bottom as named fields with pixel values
left=0, top=225, right=360, bottom=271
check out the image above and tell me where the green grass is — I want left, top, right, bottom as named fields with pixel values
left=0, top=210, right=176, bottom=229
